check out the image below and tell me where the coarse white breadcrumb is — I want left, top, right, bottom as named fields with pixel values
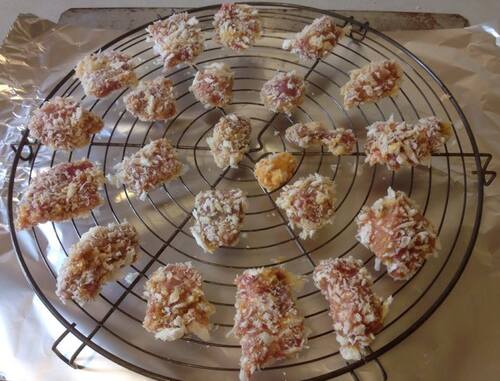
left=276, top=173, right=336, bottom=239
left=232, top=267, right=307, bottom=381
left=16, top=160, right=105, bottom=229
left=27, top=96, right=103, bottom=150
left=313, top=256, right=391, bottom=360
left=213, top=3, right=262, bottom=51
left=207, top=113, right=251, bottom=168
left=56, top=222, right=139, bottom=305
left=143, top=262, right=215, bottom=341
left=364, top=115, right=452, bottom=170
left=124, top=77, right=176, bottom=121
left=75, top=51, right=137, bottom=98
left=282, top=15, right=347, bottom=60
left=356, top=187, right=440, bottom=280
left=190, top=188, right=247, bottom=253
left=260, top=71, right=305, bottom=115
left=340, top=60, right=403, bottom=109
left=146, top=13, right=204, bottom=69
left=189, top=62, right=234, bottom=108
left=108, top=138, right=183, bottom=200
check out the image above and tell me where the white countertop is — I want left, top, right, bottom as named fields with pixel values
left=2, top=0, right=500, bottom=41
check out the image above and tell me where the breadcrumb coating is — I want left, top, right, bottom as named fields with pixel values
left=143, top=263, right=215, bottom=341
left=56, top=222, right=139, bottom=305
left=313, top=256, right=391, bottom=360
left=356, top=187, right=440, bottom=280
left=124, top=77, right=176, bottom=121
left=189, top=62, right=234, bottom=108
left=207, top=113, right=251, bottom=168
left=285, top=121, right=356, bottom=155
left=282, top=15, right=347, bottom=60
left=27, top=96, right=103, bottom=150
left=364, top=116, right=451, bottom=170
left=75, top=51, right=137, bottom=98
left=108, top=138, right=183, bottom=200
left=341, top=60, right=403, bottom=109
left=233, top=267, right=307, bottom=381
left=254, top=152, right=296, bottom=192
left=261, top=71, right=305, bottom=115
left=190, top=188, right=247, bottom=253
left=146, top=13, right=204, bottom=69
left=16, top=160, right=104, bottom=229
left=276, top=173, right=336, bottom=239
left=213, top=3, right=262, bottom=51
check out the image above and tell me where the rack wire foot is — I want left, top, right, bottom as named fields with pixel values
left=343, top=16, right=369, bottom=42
left=475, top=153, right=496, bottom=186
left=10, top=141, right=35, bottom=162
left=52, top=323, right=85, bottom=369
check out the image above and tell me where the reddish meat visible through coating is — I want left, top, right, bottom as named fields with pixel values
left=75, top=51, right=137, bottom=98
left=143, top=263, right=215, bottom=341
left=356, top=187, right=439, bottom=280
left=56, top=222, right=139, bottom=305
left=108, top=138, right=183, bottom=200
left=190, top=62, right=234, bottom=108
left=16, top=159, right=105, bottom=229
left=233, top=267, right=307, bottom=381
left=146, top=13, right=204, bottom=68
left=285, top=121, right=356, bottom=156
left=207, top=113, right=251, bottom=168
left=313, top=256, right=391, bottom=360
left=213, top=3, right=262, bottom=51
left=276, top=173, right=336, bottom=239
left=27, top=96, right=103, bottom=150
left=340, top=60, right=403, bottom=109
left=124, top=77, right=176, bottom=122
left=364, top=116, right=452, bottom=171
left=260, top=71, right=305, bottom=115
left=282, top=15, right=347, bottom=60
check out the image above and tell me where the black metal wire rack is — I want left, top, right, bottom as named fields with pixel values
left=7, top=3, right=496, bottom=380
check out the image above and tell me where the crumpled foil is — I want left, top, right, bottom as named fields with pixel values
left=0, top=13, right=499, bottom=381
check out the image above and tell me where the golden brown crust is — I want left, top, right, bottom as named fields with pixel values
left=143, top=263, right=215, bottom=341
left=254, top=152, right=296, bottom=192
left=56, top=222, right=139, bottom=305
left=16, top=160, right=105, bottom=229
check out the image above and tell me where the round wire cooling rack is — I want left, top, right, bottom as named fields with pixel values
left=7, top=3, right=496, bottom=381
